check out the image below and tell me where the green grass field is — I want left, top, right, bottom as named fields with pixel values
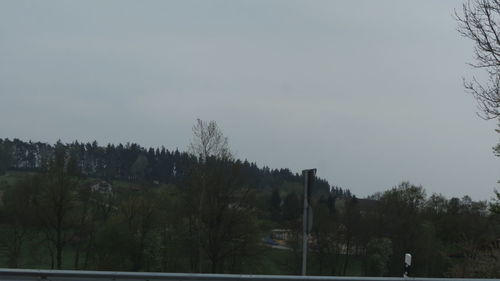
left=251, top=247, right=363, bottom=276
left=0, top=238, right=363, bottom=275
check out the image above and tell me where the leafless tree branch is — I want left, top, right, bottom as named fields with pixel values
left=456, top=0, right=500, bottom=120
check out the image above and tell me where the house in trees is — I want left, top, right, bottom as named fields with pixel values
left=90, top=181, right=113, bottom=194
left=271, top=229, right=292, bottom=245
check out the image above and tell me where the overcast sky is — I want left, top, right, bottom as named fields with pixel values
left=1, top=0, right=498, bottom=200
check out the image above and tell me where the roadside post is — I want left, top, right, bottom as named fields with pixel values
left=301, top=168, right=316, bottom=276
left=404, top=253, right=412, bottom=278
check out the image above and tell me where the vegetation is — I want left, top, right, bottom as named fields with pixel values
left=455, top=2, right=500, bottom=277
left=0, top=120, right=499, bottom=277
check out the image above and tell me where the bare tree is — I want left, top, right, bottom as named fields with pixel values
left=188, top=119, right=232, bottom=161
left=456, top=0, right=500, bottom=120
left=186, top=119, right=259, bottom=273
left=457, top=2, right=500, bottom=219
left=188, top=119, right=232, bottom=271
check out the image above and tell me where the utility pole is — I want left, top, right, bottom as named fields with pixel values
left=301, top=168, right=316, bottom=276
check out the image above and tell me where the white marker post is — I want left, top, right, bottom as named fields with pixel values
left=404, top=253, right=412, bottom=278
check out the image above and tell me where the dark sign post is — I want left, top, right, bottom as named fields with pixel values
left=301, top=169, right=316, bottom=276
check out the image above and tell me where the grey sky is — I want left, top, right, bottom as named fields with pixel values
left=0, top=0, right=498, bottom=200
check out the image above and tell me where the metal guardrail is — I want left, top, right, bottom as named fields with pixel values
left=0, top=269, right=496, bottom=281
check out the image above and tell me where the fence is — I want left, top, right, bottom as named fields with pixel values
left=0, top=269, right=495, bottom=281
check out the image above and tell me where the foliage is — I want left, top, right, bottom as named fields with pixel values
left=0, top=138, right=334, bottom=196
left=491, top=190, right=500, bottom=214
left=0, top=123, right=498, bottom=276
left=364, top=238, right=392, bottom=276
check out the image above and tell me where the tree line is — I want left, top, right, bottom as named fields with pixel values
left=269, top=181, right=499, bottom=277
left=0, top=120, right=498, bottom=277
left=0, top=137, right=334, bottom=197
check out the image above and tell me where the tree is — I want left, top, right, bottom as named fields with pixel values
left=188, top=119, right=231, bottom=162
left=185, top=157, right=260, bottom=273
left=155, top=184, right=190, bottom=272
left=186, top=119, right=259, bottom=273
left=341, top=196, right=361, bottom=275
left=457, top=3, right=500, bottom=194
left=37, top=143, right=80, bottom=269
left=93, top=219, right=135, bottom=270
left=311, top=203, right=342, bottom=275
left=0, top=140, right=11, bottom=175
left=269, top=188, right=282, bottom=221
left=457, top=0, right=500, bottom=120
left=375, top=182, right=426, bottom=275
left=491, top=190, right=500, bottom=214
left=187, top=119, right=233, bottom=272
left=495, top=124, right=500, bottom=155
left=364, top=238, right=392, bottom=276
left=282, top=192, right=301, bottom=221
left=72, top=184, right=94, bottom=270
left=130, top=154, right=148, bottom=182
left=1, top=176, right=39, bottom=267
left=280, top=191, right=303, bottom=274
left=117, top=189, right=157, bottom=271
left=448, top=237, right=500, bottom=278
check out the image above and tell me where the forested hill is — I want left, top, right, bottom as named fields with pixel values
left=1, top=137, right=499, bottom=277
left=0, top=138, right=350, bottom=197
